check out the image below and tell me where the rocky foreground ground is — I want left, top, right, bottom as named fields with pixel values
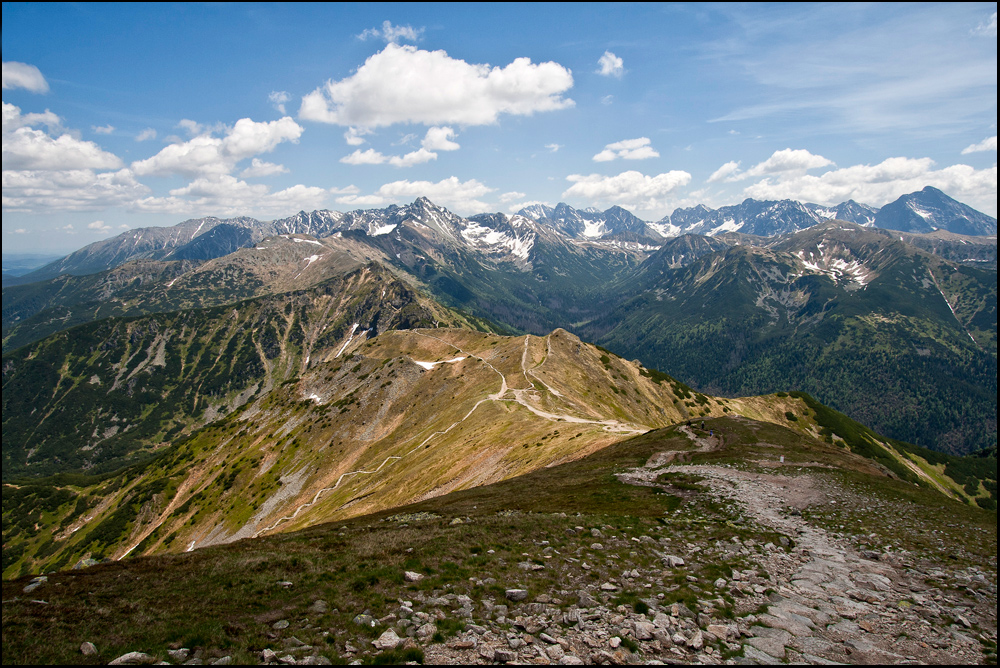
left=51, top=443, right=994, bottom=666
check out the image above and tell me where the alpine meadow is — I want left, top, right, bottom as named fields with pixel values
left=2, top=4, right=997, bottom=666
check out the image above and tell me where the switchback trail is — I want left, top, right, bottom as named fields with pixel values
left=247, top=332, right=646, bottom=539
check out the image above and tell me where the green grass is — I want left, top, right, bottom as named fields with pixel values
left=3, top=416, right=994, bottom=664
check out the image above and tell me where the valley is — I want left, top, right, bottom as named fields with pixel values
left=2, top=190, right=996, bottom=665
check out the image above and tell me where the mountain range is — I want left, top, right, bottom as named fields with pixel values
left=2, top=185, right=996, bottom=660
left=6, top=186, right=994, bottom=288
left=4, top=187, right=995, bottom=456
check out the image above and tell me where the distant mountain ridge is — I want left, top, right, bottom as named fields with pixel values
left=13, top=187, right=993, bottom=286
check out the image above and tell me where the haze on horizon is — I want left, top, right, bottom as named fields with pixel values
left=2, top=3, right=996, bottom=254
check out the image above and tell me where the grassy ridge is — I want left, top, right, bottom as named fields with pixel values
left=2, top=416, right=993, bottom=665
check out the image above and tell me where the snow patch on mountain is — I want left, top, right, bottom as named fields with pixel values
left=795, top=245, right=874, bottom=289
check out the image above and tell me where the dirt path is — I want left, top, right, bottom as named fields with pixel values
left=249, top=332, right=646, bottom=539
left=616, top=429, right=987, bottom=664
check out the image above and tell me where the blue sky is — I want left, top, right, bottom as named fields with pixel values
left=2, top=3, right=996, bottom=253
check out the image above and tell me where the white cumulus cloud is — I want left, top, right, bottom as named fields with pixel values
left=745, top=148, right=833, bottom=177
left=92, top=125, right=115, bottom=135
left=422, top=126, right=460, bottom=151
left=596, top=51, right=624, bottom=79
left=131, top=116, right=303, bottom=177
left=357, top=20, right=424, bottom=44
left=741, top=156, right=997, bottom=215
left=88, top=220, right=112, bottom=233
left=136, top=128, right=157, bottom=142
left=269, top=91, right=291, bottom=114
left=593, top=137, right=659, bottom=162
left=389, top=148, right=437, bottom=167
left=341, top=177, right=495, bottom=213
left=340, top=148, right=388, bottom=165
left=343, top=127, right=371, bottom=146
left=712, top=149, right=834, bottom=182
left=707, top=161, right=741, bottom=183
left=2, top=168, right=150, bottom=212
left=3, top=102, right=123, bottom=171
left=962, top=136, right=997, bottom=154
left=300, top=44, right=574, bottom=128
left=240, top=158, right=289, bottom=178
left=133, top=174, right=329, bottom=217
left=2, top=62, right=49, bottom=93
left=563, top=170, right=692, bottom=211
left=500, top=191, right=527, bottom=203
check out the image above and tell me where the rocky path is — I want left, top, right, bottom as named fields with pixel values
left=75, top=430, right=995, bottom=667
left=662, top=463, right=987, bottom=664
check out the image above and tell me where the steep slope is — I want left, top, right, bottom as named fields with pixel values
left=1, top=234, right=380, bottom=352
left=3, top=414, right=994, bottom=665
left=889, top=229, right=997, bottom=268
left=2, top=322, right=863, bottom=577
left=805, top=199, right=879, bottom=225
left=663, top=198, right=825, bottom=237
left=2, top=264, right=492, bottom=479
left=585, top=222, right=997, bottom=455
left=517, top=202, right=665, bottom=245
left=12, top=216, right=262, bottom=284
left=875, top=186, right=998, bottom=235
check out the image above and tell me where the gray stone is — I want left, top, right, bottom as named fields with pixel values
left=671, top=602, right=695, bottom=619
left=210, top=657, right=232, bottom=666
left=844, top=638, right=875, bottom=653
left=372, top=629, right=402, bottom=650
left=546, top=644, right=566, bottom=661
left=260, top=649, right=278, bottom=663
left=789, top=636, right=836, bottom=655
left=747, top=637, right=787, bottom=659
left=634, top=622, right=655, bottom=640
left=707, top=624, right=736, bottom=641
left=308, top=599, right=328, bottom=614
left=505, top=588, right=529, bottom=602
left=23, top=576, right=47, bottom=594
left=578, top=591, right=598, bottom=608
left=108, top=652, right=155, bottom=665
left=757, top=612, right=812, bottom=637
left=404, top=571, right=424, bottom=582
left=167, top=649, right=191, bottom=661
left=494, top=648, right=518, bottom=663
left=741, top=645, right=782, bottom=665
left=272, top=619, right=290, bottom=630
left=80, top=642, right=98, bottom=656
left=664, top=555, right=685, bottom=568
left=540, top=632, right=561, bottom=645
left=558, top=656, right=585, bottom=665
left=750, top=626, right=792, bottom=644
